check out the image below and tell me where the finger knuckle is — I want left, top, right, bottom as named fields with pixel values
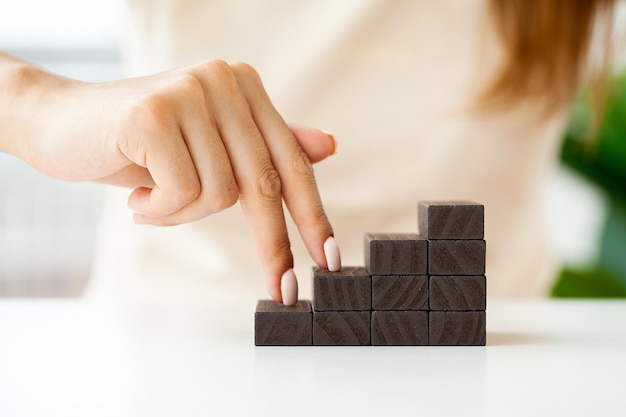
left=231, top=61, right=261, bottom=80
left=268, top=237, right=293, bottom=267
left=126, top=92, right=174, bottom=133
left=172, top=72, right=204, bottom=102
left=205, top=59, right=237, bottom=87
left=173, top=179, right=201, bottom=209
left=231, top=62, right=266, bottom=91
left=256, top=164, right=282, bottom=201
left=209, top=179, right=239, bottom=213
left=176, top=72, right=202, bottom=90
left=206, top=59, right=232, bottom=76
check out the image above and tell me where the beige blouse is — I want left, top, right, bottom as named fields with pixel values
left=87, top=0, right=568, bottom=301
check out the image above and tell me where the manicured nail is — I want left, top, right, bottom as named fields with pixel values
left=323, top=236, right=341, bottom=272
left=280, top=269, right=298, bottom=306
left=322, top=130, right=337, bottom=155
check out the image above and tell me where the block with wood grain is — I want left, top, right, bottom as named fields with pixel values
left=254, top=200, right=487, bottom=347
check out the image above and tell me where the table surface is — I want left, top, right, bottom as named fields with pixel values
left=0, top=298, right=625, bottom=417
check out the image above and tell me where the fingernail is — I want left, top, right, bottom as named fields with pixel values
left=322, top=130, right=338, bottom=155
left=280, top=269, right=298, bottom=306
left=323, top=236, right=342, bottom=272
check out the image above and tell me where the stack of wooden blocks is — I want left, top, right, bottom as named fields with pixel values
left=255, top=201, right=486, bottom=346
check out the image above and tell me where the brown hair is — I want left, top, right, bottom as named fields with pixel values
left=483, top=0, right=616, bottom=125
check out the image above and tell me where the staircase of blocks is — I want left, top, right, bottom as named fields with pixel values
left=255, top=201, right=486, bottom=346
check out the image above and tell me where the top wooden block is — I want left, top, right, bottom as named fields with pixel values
left=418, top=201, right=484, bottom=240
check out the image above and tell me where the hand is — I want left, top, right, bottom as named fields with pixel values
left=0, top=56, right=339, bottom=303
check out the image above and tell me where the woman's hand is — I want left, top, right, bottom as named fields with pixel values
left=0, top=54, right=340, bottom=304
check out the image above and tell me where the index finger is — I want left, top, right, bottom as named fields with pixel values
left=230, top=63, right=340, bottom=271
left=197, top=61, right=300, bottom=304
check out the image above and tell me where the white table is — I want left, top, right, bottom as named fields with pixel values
left=0, top=299, right=625, bottom=417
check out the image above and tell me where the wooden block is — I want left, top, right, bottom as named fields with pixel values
left=418, top=201, right=484, bottom=239
left=364, top=233, right=427, bottom=275
left=312, top=266, right=371, bottom=311
left=372, top=275, right=428, bottom=310
left=430, top=275, right=486, bottom=311
left=313, top=311, right=371, bottom=346
left=429, top=311, right=486, bottom=346
left=371, top=311, right=429, bottom=346
left=428, top=240, right=485, bottom=275
left=255, top=300, right=312, bottom=346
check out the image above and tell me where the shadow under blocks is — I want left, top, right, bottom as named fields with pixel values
left=255, top=201, right=486, bottom=346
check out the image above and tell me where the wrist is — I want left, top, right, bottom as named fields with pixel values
left=0, top=54, right=73, bottom=157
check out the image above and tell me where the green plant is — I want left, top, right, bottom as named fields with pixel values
left=552, top=71, right=626, bottom=297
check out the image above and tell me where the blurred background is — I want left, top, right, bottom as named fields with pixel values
left=0, top=0, right=122, bottom=296
left=0, top=0, right=623, bottom=298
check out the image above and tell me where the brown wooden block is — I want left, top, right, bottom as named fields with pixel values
left=312, top=266, right=371, bottom=311
left=364, top=233, right=427, bottom=275
left=371, top=311, right=429, bottom=345
left=255, top=300, right=312, bottom=346
left=418, top=201, right=484, bottom=239
left=430, top=275, right=486, bottom=311
left=429, top=311, right=486, bottom=346
left=428, top=240, right=485, bottom=275
left=313, top=311, right=371, bottom=346
left=372, top=275, right=428, bottom=310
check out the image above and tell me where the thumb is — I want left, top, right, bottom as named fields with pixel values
left=288, top=124, right=337, bottom=164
